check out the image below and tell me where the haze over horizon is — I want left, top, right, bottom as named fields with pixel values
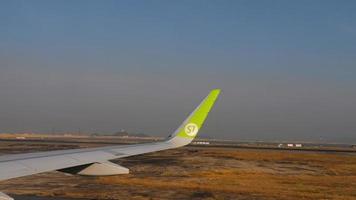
left=1, top=1, right=356, bottom=143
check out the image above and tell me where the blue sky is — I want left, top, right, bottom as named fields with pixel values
left=1, top=0, right=356, bottom=143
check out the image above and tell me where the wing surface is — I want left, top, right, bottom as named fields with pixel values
left=0, top=89, right=220, bottom=181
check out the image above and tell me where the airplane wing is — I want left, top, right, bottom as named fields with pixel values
left=0, top=89, right=220, bottom=185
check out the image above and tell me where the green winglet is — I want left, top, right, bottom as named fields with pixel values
left=176, top=89, right=221, bottom=139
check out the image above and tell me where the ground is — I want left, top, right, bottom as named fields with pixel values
left=0, top=139, right=356, bottom=200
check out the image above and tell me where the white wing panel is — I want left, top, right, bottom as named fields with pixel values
left=0, top=150, right=118, bottom=181
left=0, top=161, right=33, bottom=181
left=18, top=155, right=81, bottom=172
left=0, top=140, right=183, bottom=181
left=68, top=151, right=117, bottom=163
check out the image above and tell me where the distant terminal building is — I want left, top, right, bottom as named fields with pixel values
left=287, top=144, right=294, bottom=147
left=295, top=144, right=303, bottom=148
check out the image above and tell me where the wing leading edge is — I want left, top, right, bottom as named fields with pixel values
left=0, top=89, right=220, bottom=182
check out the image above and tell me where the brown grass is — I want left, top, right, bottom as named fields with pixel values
left=97, top=148, right=356, bottom=200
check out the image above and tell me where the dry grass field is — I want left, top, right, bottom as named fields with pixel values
left=0, top=140, right=355, bottom=200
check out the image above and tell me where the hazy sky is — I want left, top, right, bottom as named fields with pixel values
left=1, top=0, right=356, bottom=143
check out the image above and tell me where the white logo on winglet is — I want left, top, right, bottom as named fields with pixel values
left=184, top=123, right=199, bottom=137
